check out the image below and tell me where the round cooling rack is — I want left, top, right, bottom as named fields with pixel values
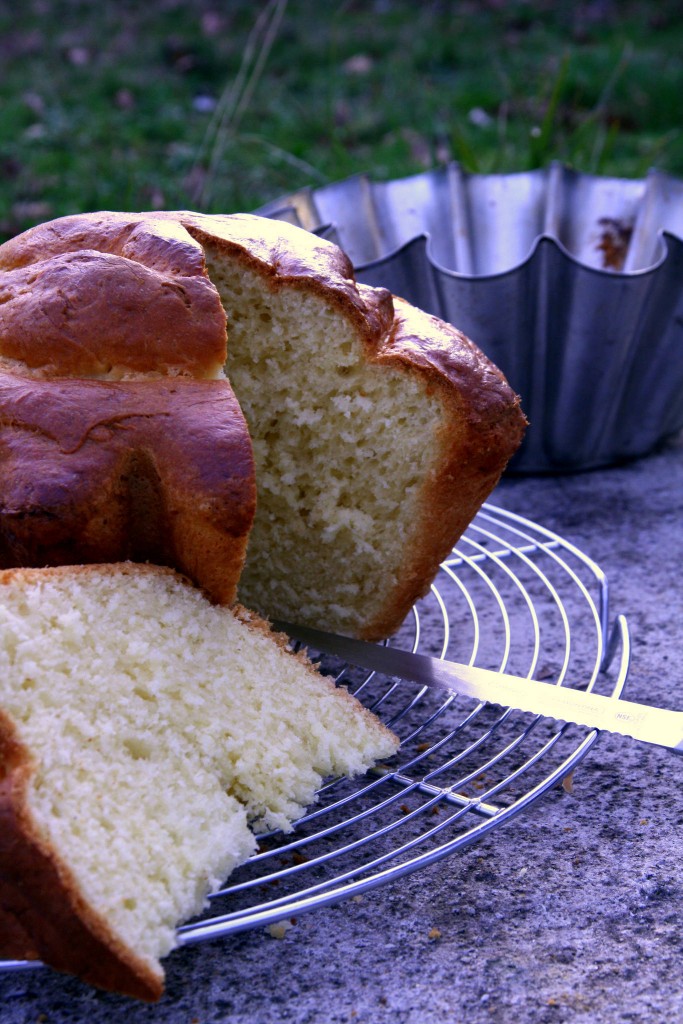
left=1, top=502, right=630, bottom=973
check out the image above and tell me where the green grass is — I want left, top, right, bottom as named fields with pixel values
left=1, top=0, right=683, bottom=240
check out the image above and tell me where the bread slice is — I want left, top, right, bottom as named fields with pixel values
left=0, top=211, right=525, bottom=636
left=0, top=562, right=398, bottom=1000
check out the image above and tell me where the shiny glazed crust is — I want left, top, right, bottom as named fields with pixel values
left=0, top=212, right=227, bottom=379
left=0, top=212, right=262, bottom=602
left=0, top=372, right=255, bottom=605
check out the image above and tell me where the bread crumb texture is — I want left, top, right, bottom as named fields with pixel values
left=0, top=564, right=397, bottom=981
left=206, top=254, right=445, bottom=636
left=265, top=919, right=295, bottom=939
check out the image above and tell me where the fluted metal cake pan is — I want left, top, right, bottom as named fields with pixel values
left=258, top=163, right=683, bottom=473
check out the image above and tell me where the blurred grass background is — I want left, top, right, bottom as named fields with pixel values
left=1, top=0, right=683, bottom=241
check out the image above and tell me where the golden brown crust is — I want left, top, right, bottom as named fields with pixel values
left=0, top=213, right=227, bottom=379
left=0, top=372, right=255, bottom=604
left=0, top=212, right=259, bottom=602
left=0, top=709, right=163, bottom=1001
left=0, top=560, right=185, bottom=589
left=360, top=297, right=527, bottom=639
left=174, top=211, right=397, bottom=345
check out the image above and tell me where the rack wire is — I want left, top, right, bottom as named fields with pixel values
left=1, top=502, right=630, bottom=971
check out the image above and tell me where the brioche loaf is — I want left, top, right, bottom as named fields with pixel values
left=0, top=211, right=525, bottom=636
left=0, top=562, right=398, bottom=1000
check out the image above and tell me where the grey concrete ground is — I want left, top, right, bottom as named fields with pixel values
left=2, top=431, right=683, bottom=1024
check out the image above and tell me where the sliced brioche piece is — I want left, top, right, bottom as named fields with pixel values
left=0, top=563, right=398, bottom=1000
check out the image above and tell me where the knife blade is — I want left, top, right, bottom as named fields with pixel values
left=273, top=621, right=683, bottom=753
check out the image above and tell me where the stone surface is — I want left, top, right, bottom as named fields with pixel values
left=2, top=431, right=683, bottom=1023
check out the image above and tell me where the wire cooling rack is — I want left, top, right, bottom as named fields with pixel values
left=1, top=502, right=630, bottom=971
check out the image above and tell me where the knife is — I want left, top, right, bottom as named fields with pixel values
left=273, top=621, right=683, bottom=753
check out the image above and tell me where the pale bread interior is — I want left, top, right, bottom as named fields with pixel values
left=0, top=564, right=397, bottom=980
left=203, top=249, right=446, bottom=636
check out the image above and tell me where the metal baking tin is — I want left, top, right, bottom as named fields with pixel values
left=258, top=163, right=683, bottom=473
